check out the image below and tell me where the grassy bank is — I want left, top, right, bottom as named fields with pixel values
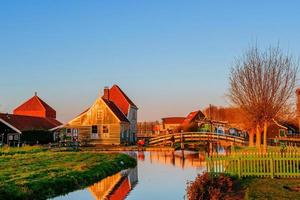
left=187, top=173, right=300, bottom=200
left=231, top=145, right=300, bottom=153
left=0, top=147, right=136, bottom=200
left=242, top=178, right=300, bottom=200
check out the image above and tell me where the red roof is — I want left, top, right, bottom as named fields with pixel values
left=13, top=94, right=56, bottom=119
left=162, top=117, right=185, bottom=124
left=182, top=110, right=205, bottom=126
left=102, top=98, right=130, bottom=123
left=109, top=177, right=131, bottom=200
left=0, top=113, right=62, bottom=132
left=107, top=85, right=138, bottom=117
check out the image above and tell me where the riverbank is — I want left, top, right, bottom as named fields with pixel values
left=242, top=178, right=300, bottom=199
left=0, top=147, right=136, bottom=200
left=186, top=173, right=300, bottom=200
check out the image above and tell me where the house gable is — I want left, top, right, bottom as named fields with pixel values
left=182, top=110, right=205, bottom=126
left=67, top=98, right=127, bottom=126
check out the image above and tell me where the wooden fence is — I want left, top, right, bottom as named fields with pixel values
left=206, top=151, right=300, bottom=178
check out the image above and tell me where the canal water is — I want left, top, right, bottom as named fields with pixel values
left=53, top=151, right=207, bottom=200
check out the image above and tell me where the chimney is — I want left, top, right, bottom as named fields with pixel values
left=103, top=86, right=110, bottom=100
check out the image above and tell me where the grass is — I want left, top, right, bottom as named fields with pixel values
left=231, top=145, right=300, bottom=153
left=0, top=146, right=46, bottom=156
left=242, top=178, right=300, bottom=200
left=0, top=146, right=136, bottom=200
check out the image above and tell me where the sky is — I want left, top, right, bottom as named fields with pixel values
left=0, top=1, right=300, bottom=123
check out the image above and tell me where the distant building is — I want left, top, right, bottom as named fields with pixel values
left=182, top=110, right=205, bottom=127
left=0, top=93, right=62, bottom=146
left=161, top=117, right=185, bottom=133
left=158, top=110, right=206, bottom=133
left=61, top=85, right=138, bottom=145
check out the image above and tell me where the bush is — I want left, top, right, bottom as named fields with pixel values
left=183, top=122, right=198, bottom=132
left=186, top=173, right=234, bottom=200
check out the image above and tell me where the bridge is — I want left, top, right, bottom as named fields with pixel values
left=148, top=132, right=248, bottom=146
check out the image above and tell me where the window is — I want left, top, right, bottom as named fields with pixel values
left=103, top=126, right=109, bottom=133
left=279, top=129, right=285, bottom=137
left=72, top=128, right=78, bottom=137
left=66, top=129, right=72, bottom=136
left=132, top=110, right=137, bottom=120
left=103, top=125, right=109, bottom=138
left=92, top=125, right=98, bottom=133
left=14, top=134, right=19, bottom=140
left=91, top=125, right=98, bottom=139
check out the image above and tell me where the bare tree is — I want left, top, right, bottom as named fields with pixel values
left=229, top=46, right=298, bottom=151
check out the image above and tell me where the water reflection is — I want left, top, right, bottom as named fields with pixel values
left=146, top=151, right=206, bottom=169
left=89, top=167, right=138, bottom=200
left=52, top=151, right=207, bottom=200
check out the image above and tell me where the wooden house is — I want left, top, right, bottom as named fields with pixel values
left=61, top=85, right=138, bottom=145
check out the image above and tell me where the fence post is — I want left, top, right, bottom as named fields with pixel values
left=270, top=156, right=274, bottom=179
left=238, top=157, right=241, bottom=178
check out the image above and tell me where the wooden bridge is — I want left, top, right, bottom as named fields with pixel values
left=148, top=132, right=248, bottom=146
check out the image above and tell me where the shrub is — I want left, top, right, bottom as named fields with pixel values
left=186, top=173, right=234, bottom=200
left=183, top=122, right=198, bottom=132
left=21, top=130, right=54, bottom=144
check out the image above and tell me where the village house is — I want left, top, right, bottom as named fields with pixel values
left=161, top=117, right=186, bottom=133
left=154, top=110, right=206, bottom=134
left=61, top=85, right=138, bottom=145
left=0, top=93, right=62, bottom=146
left=182, top=110, right=206, bottom=127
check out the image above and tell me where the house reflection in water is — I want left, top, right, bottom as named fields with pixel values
left=88, top=167, right=138, bottom=200
left=147, top=151, right=206, bottom=169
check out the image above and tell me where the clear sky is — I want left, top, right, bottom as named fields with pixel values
left=0, top=1, right=300, bottom=122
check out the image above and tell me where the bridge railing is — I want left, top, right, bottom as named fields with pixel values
left=206, top=151, right=300, bottom=178
left=148, top=132, right=248, bottom=146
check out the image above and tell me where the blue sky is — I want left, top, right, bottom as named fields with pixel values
left=0, top=1, right=300, bottom=122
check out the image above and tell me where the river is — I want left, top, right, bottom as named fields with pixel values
left=52, top=150, right=208, bottom=200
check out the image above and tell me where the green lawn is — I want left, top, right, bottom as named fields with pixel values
left=0, top=147, right=136, bottom=200
left=242, top=178, right=300, bottom=200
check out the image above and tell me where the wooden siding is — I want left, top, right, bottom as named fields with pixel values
left=68, top=98, right=119, bottom=126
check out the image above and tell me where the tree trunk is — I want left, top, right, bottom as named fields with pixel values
left=256, top=124, right=261, bottom=148
left=263, top=121, right=268, bottom=153
left=249, top=128, right=254, bottom=147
